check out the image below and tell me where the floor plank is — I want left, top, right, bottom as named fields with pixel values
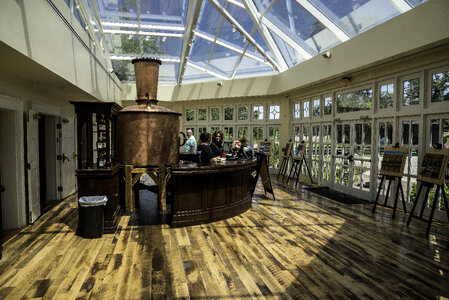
left=1, top=177, right=449, bottom=299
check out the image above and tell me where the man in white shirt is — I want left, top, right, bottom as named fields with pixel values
left=184, top=130, right=197, bottom=154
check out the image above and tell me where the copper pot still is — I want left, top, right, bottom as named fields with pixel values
left=117, top=57, right=182, bottom=166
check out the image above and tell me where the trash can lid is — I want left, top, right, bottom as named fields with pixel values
left=79, top=195, right=108, bottom=207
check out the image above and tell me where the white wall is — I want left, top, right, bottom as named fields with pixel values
left=0, top=96, right=26, bottom=230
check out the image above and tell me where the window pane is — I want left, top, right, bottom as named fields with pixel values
left=224, top=107, right=234, bottom=121
left=211, top=107, right=220, bottom=121
left=198, top=108, right=207, bottom=121
left=253, top=105, right=264, bottom=120
left=238, top=106, right=248, bottom=120
left=355, top=123, right=362, bottom=145
left=294, top=103, right=301, bottom=119
left=364, top=123, right=371, bottom=145
left=313, top=99, right=320, bottom=117
left=186, top=108, right=194, bottom=121
left=337, top=88, right=372, bottom=113
left=324, top=97, right=332, bottom=115
left=430, top=119, right=440, bottom=147
left=380, top=83, right=394, bottom=109
left=303, top=102, right=309, bottom=118
left=269, top=105, right=280, bottom=120
left=431, top=71, right=449, bottom=103
left=403, top=78, right=420, bottom=106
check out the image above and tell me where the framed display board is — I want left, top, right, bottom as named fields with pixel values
left=379, top=146, right=408, bottom=177
left=259, top=141, right=273, bottom=155
left=418, top=148, right=449, bottom=185
left=257, top=153, right=274, bottom=199
left=282, top=142, right=293, bottom=158
left=293, top=142, right=305, bottom=161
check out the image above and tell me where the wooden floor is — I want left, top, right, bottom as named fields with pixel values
left=1, top=178, right=449, bottom=299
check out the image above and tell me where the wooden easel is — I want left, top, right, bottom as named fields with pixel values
left=257, top=153, right=275, bottom=200
left=406, top=147, right=449, bottom=236
left=372, top=146, right=408, bottom=219
left=277, top=141, right=293, bottom=181
left=287, top=157, right=314, bottom=186
left=406, top=181, right=449, bottom=236
left=372, top=175, right=407, bottom=219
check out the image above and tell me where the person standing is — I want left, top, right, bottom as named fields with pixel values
left=210, top=130, right=224, bottom=157
left=184, top=129, right=197, bottom=154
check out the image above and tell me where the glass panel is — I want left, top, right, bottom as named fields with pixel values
left=293, top=126, right=301, bottom=142
left=313, top=99, right=320, bottom=117
left=224, top=107, right=234, bottom=121
left=403, top=78, right=420, bottom=106
left=387, top=122, right=393, bottom=145
left=337, top=125, right=343, bottom=144
left=198, top=108, right=207, bottom=121
left=211, top=107, right=220, bottom=121
left=294, top=103, right=301, bottom=119
left=380, top=83, right=394, bottom=109
left=431, top=70, right=449, bottom=103
left=238, top=106, right=249, bottom=120
left=186, top=108, right=194, bottom=121
left=253, top=105, right=264, bottom=120
left=140, top=0, right=188, bottom=26
left=344, top=124, right=350, bottom=144
left=208, top=43, right=241, bottom=78
left=235, top=55, right=277, bottom=78
left=444, top=119, right=449, bottom=149
left=303, top=102, right=309, bottom=118
left=223, top=126, right=234, bottom=141
left=324, top=96, right=332, bottom=115
left=430, top=119, right=440, bottom=147
left=337, top=88, right=372, bottom=113
left=411, top=121, right=419, bottom=145
left=269, top=105, right=280, bottom=120
left=308, top=0, right=401, bottom=37
left=364, top=123, right=371, bottom=145
left=238, top=126, right=248, bottom=138
left=402, top=121, right=410, bottom=145
left=355, top=123, right=362, bottom=145
left=379, top=122, right=386, bottom=145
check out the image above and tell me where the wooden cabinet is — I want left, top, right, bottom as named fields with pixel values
left=70, top=101, right=122, bottom=232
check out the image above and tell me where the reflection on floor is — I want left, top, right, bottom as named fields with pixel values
left=1, top=177, right=449, bottom=299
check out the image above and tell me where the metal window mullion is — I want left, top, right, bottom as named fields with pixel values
left=206, top=2, right=229, bottom=72
left=262, top=16, right=313, bottom=59
left=294, top=0, right=350, bottom=42
left=208, top=0, right=280, bottom=71
left=178, top=0, right=203, bottom=84
left=231, top=27, right=255, bottom=79
left=242, top=0, right=287, bottom=71
left=75, top=0, right=103, bottom=55
left=389, top=0, right=412, bottom=13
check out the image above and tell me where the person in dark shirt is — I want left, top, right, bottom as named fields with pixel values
left=210, top=130, right=224, bottom=157
left=197, top=132, right=217, bottom=163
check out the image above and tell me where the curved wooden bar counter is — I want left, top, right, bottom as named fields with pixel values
left=169, top=159, right=258, bottom=227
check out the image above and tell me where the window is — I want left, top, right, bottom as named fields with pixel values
left=253, top=105, right=264, bottom=120
left=379, top=83, right=394, bottom=109
left=337, top=88, right=372, bottom=113
left=324, top=97, right=332, bottom=115
left=223, top=126, right=234, bottom=141
left=269, top=105, right=280, bottom=120
left=303, top=101, right=309, bottom=118
left=198, top=108, right=207, bottom=121
left=312, top=99, right=320, bottom=117
left=210, top=107, right=220, bottom=121
left=210, top=126, right=220, bottom=135
left=198, top=127, right=207, bottom=136
left=403, top=78, right=420, bottom=106
left=431, top=70, right=449, bottom=103
left=294, top=103, right=301, bottom=119
left=238, top=126, right=248, bottom=138
left=238, top=106, right=248, bottom=121
left=224, top=107, right=234, bottom=121
left=186, top=108, right=194, bottom=121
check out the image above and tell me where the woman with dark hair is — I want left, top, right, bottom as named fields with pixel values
left=197, top=132, right=216, bottom=163
left=211, top=130, right=224, bottom=157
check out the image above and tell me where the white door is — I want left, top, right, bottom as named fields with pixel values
left=27, top=110, right=41, bottom=223
left=58, top=117, right=77, bottom=199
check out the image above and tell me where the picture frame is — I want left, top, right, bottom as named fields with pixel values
left=379, top=146, right=409, bottom=177
left=418, top=148, right=449, bottom=185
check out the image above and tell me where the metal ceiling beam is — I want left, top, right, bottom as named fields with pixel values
left=389, top=0, right=412, bottom=12
left=187, top=62, right=229, bottom=80
left=102, top=29, right=183, bottom=38
left=178, top=0, right=203, bottom=84
left=208, top=0, right=280, bottom=71
left=242, top=0, right=288, bottom=71
left=294, top=0, right=350, bottom=42
left=101, top=21, right=184, bottom=31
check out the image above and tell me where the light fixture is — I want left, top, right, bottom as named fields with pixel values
left=322, top=51, right=331, bottom=59
left=341, top=76, right=350, bottom=87
left=217, top=82, right=223, bottom=86
left=232, top=26, right=236, bottom=33
left=162, top=36, right=167, bottom=42
left=128, top=35, right=133, bottom=40
left=76, top=4, right=80, bottom=9
left=243, top=37, right=247, bottom=43
left=145, top=36, right=149, bottom=41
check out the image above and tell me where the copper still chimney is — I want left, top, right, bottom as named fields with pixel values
left=117, top=58, right=181, bottom=166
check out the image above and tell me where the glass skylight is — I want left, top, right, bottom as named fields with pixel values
left=69, top=0, right=427, bottom=85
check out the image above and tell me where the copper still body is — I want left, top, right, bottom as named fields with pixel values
left=117, top=58, right=182, bottom=166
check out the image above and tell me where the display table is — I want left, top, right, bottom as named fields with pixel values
left=170, top=159, right=258, bottom=227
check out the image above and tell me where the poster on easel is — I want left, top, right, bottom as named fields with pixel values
left=418, top=148, right=449, bottom=185
left=282, top=142, right=293, bottom=158
left=379, top=146, right=408, bottom=177
left=293, top=142, right=305, bottom=161
left=259, top=141, right=273, bottom=156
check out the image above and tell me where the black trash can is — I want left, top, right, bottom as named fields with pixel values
left=78, top=196, right=108, bottom=238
